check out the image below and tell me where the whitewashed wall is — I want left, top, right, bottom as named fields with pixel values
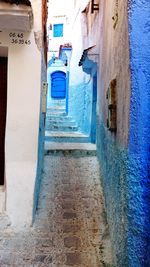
left=0, top=0, right=42, bottom=227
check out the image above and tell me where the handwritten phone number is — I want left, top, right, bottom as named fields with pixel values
left=9, top=32, right=31, bottom=45
left=11, top=39, right=31, bottom=45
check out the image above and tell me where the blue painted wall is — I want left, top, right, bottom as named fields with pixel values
left=69, top=80, right=92, bottom=134
left=97, top=1, right=150, bottom=265
left=32, top=51, right=46, bottom=222
left=69, top=56, right=97, bottom=135
left=127, top=0, right=150, bottom=265
left=66, top=71, right=69, bottom=114
left=97, top=119, right=128, bottom=266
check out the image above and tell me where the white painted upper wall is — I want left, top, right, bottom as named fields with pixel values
left=0, top=0, right=42, bottom=227
left=69, top=7, right=88, bottom=85
left=47, top=0, right=74, bottom=59
left=48, top=0, right=74, bottom=18
left=69, top=0, right=100, bottom=85
left=31, top=0, right=42, bottom=31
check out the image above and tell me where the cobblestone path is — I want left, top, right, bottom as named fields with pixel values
left=0, top=154, right=112, bottom=267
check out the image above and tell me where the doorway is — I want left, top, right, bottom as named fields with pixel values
left=0, top=55, right=8, bottom=185
left=51, top=71, right=66, bottom=99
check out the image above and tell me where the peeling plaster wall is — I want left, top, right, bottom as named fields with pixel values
left=1, top=0, right=43, bottom=227
left=96, top=0, right=130, bottom=265
left=127, top=0, right=150, bottom=265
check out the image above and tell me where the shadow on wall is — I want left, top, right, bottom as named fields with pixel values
left=32, top=51, right=46, bottom=223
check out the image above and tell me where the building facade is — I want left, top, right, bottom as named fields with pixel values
left=0, top=0, right=47, bottom=227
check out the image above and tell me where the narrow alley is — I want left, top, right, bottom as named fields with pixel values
left=0, top=0, right=150, bottom=266
left=0, top=150, right=112, bottom=266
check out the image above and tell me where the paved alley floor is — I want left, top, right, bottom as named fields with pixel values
left=0, top=153, right=113, bottom=267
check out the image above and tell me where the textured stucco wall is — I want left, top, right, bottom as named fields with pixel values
left=69, top=6, right=93, bottom=134
left=81, top=0, right=100, bottom=50
left=69, top=79, right=92, bottom=133
left=127, top=0, right=150, bottom=265
left=97, top=123, right=128, bottom=266
left=71, top=0, right=150, bottom=265
left=98, top=0, right=130, bottom=145
left=97, top=0, right=130, bottom=265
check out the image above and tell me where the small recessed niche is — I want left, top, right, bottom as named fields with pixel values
left=112, top=0, right=118, bottom=29
left=106, top=79, right=117, bottom=132
left=112, top=12, right=118, bottom=29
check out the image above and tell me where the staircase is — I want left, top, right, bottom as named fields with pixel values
left=46, top=114, right=78, bottom=132
left=45, top=104, right=90, bottom=143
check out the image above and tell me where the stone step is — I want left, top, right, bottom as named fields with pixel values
left=47, top=100, right=66, bottom=106
left=47, top=109, right=66, bottom=115
left=44, top=142, right=96, bottom=156
left=46, top=117, right=77, bottom=126
left=46, top=124, right=78, bottom=132
left=47, top=105, right=65, bottom=110
left=46, top=120, right=77, bottom=127
left=45, top=131, right=90, bottom=143
left=46, top=111, right=66, bottom=116
left=46, top=116, right=75, bottom=122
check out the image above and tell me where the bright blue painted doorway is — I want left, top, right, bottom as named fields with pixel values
left=51, top=71, right=66, bottom=99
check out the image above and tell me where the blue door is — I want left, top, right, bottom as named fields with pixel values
left=51, top=71, right=66, bottom=99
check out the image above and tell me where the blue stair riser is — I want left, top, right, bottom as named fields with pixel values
left=46, top=120, right=77, bottom=127
left=46, top=115, right=74, bottom=120
left=46, top=111, right=66, bottom=116
left=45, top=125, right=78, bottom=132
left=47, top=102, right=65, bottom=106
left=44, top=150, right=96, bottom=157
left=45, top=136, right=91, bottom=143
left=47, top=109, right=66, bottom=114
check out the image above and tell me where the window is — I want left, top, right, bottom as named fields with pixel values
left=53, top=24, right=63, bottom=37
